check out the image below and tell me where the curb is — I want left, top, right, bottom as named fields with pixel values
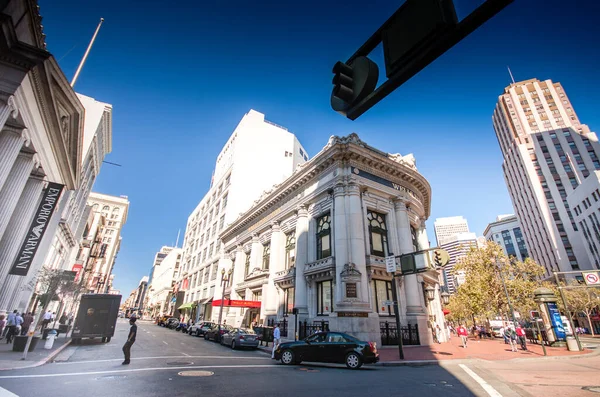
left=0, top=339, right=72, bottom=371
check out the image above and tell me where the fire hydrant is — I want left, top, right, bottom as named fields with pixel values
left=44, top=330, right=57, bottom=350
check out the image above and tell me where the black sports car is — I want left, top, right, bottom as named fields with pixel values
left=274, top=331, right=379, bottom=369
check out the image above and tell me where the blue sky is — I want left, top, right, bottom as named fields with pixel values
left=39, top=0, right=600, bottom=296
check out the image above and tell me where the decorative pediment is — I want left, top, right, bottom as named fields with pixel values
left=340, top=263, right=361, bottom=278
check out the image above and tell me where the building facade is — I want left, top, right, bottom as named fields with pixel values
left=82, top=193, right=130, bottom=293
left=146, top=248, right=182, bottom=318
left=434, top=216, right=470, bottom=246
left=215, top=134, right=446, bottom=346
left=177, top=110, right=308, bottom=321
left=493, top=78, right=600, bottom=274
left=0, top=1, right=87, bottom=313
left=440, top=232, right=478, bottom=294
left=567, top=171, right=600, bottom=269
left=484, top=215, right=529, bottom=262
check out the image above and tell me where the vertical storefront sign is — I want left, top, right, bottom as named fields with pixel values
left=9, top=182, right=64, bottom=276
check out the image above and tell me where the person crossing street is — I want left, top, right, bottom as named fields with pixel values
left=271, top=323, right=281, bottom=359
left=122, top=317, right=137, bottom=365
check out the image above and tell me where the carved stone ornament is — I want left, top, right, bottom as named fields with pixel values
left=388, top=153, right=418, bottom=171
left=7, top=96, right=18, bottom=119
left=340, top=263, right=361, bottom=278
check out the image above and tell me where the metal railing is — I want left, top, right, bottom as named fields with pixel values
left=380, top=321, right=420, bottom=345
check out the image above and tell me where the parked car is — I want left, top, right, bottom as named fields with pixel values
left=166, top=318, right=180, bottom=329
left=220, top=328, right=259, bottom=350
left=204, top=324, right=233, bottom=342
left=188, top=321, right=215, bottom=336
left=274, top=331, right=379, bottom=369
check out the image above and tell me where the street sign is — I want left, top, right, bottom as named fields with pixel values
left=382, top=300, right=394, bottom=306
left=582, top=271, right=600, bottom=286
left=385, top=255, right=396, bottom=273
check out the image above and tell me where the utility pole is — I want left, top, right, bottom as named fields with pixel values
left=71, top=18, right=104, bottom=87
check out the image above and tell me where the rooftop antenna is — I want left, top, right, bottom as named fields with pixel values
left=71, top=18, right=104, bottom=87
left=507, top=66, right=516, bottom=84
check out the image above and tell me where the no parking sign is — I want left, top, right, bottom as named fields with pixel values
left=582, top=271, right=600, bottom=286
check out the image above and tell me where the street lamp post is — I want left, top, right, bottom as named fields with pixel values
left=217, top=269, right=233, bottom=334
left=495, top=257, right=518, bottom=327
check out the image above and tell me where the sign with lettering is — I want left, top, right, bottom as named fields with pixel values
left=345, top=282, right=357, bottom=298
left=351, top=167, right=418, bottom=199
left=9, top=182, right=64, bottom=276
left=337, top=312, right=368, bottom=318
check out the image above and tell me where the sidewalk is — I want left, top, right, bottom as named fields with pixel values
left=258, top=336, right=594, bottom=365
left=0, top=334, right=71, bottom=371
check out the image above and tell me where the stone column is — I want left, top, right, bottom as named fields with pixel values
left=265, top=222, right=284, bottom=316
left=0, top=176, right=44, bottom=311
left=249, top=234, right=262, bottom=272
left=394, top=199, right=427, bottom=329
left=416, top=219, right=430, bottom=251
left=0, top=152, right=35, bottom=242
left=345, top=181, right=370, bottom=306
left=0, top=126, right=24, bottom=192
left=231, top=246, right=245, bottom=299
left=294, top=205, right=309, bottom=315
left=332, top=180, right=348, bottom=305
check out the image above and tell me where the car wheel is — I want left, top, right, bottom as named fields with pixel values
left=196, top=330, right=200, bottom=337
left=280, top=349, right=295, bottom=365
left=106, top=337, right=111, bottom=343
left=345, top=352, right=362, bottom=369
left=231, top=340, right=236, bottom=350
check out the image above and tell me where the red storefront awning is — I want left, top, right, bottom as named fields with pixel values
left=212, top=299, right=261, bottom=308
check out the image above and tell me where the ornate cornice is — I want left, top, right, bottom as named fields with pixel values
left=220, top=133, right=431, bottom=239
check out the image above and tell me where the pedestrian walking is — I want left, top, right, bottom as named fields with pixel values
left=501, top=323, right=509, bottom=344
left=507, top=326, right=518, bottom=352
left=457, top=324, right=468, bottom=348
left=21, top=312, right=34, bottom=335
left=516, top=324, right=527, bottom=351
left=41, top=310, right=52, bottom=331
left=271, top=323, right=281, bottom=359
left=122, top=317, right=138, bottom=365
left=4, top=310, right=18, bottom=343
left=14, top=312, right=23, bottom=337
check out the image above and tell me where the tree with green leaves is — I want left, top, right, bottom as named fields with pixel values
left=564, top=282, right=600, bottom=336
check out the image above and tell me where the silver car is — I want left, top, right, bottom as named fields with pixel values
left=220, top=328, right=259, bottom=350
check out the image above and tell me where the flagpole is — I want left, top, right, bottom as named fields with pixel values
left=71, top=18, right=104, bottom=87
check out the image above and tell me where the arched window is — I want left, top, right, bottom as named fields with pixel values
left=285, top=233, right=296, bottom=269
left=102, top=205, right=109, bottom=213
left=262, top=243, right=270, bottom=270
left=368, top=210, right=388, bottom=257
left=316, top=213, right=331, bottom=259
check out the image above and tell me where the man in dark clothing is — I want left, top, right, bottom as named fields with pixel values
left=21, top=312, right=34, bottom=335
left=122, top=317, right=137, bottom=365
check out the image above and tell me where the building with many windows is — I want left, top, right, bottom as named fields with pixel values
left=434, top=216, right=470, bottom=246
left=176, top=110, right=309, bottom=322
left=493, top=78, right=600, bottom=274
left=216, top=133, right=446, bottom=346
left=440, top=232, right=478, bottom=294
left=146, top=248, right=182, bottom=318
left=567, top=171, right=600, bottom=269
left=484, top=215, right=529, bottom=262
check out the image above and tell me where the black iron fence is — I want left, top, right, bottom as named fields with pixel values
left=380, top=321, right=420, bottom=345
left=298, top=320, right=329, bottom=340
left=266, top=318, right=288, bottom=337
left=524, top=328, right=550, bottom=346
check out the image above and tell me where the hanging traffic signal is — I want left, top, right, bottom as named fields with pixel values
left=434, top=250, right=442, bottom=267
left=331, top=56, right=379, bottom=116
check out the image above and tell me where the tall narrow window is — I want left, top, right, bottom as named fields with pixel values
left=367, top=210, right=389, bottom=257
left=316, top=213, right=331, bottom=259
left=411, top=225, right=419, bottom=252
left=316, top=280, right=333, bottom=315
left=285, top=233, right=296, bottom=269
left=284, top=287, right=295, bottom=315
left=244, top=252, right=250, bottom=276
left=262, top=243, right=270, bottom=270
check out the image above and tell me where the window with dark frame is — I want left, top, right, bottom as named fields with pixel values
left=244, top=252, right=250, bottom=276
left=371, top=279, right=393, bottom=316
left=285, top=233, right=296, bottom=269
left=367, top=210, right=389, bottom=257
left=411, top=225, right=419, bottom=252
left=283, top=287, right=295, bottom=316
left=262, top=243, right=270, bottom=270
left=316, top=280, right=333, bottom=315
left=316, top=213, right=332, bottom=259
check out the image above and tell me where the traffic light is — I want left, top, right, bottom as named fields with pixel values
left=434, top=250, right=442, bottom=267
left=331, top=56, right=379, bottom=116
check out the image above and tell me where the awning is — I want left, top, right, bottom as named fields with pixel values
left=212, top=299, right=261, bottom=308
left=178, top=302, right=196, bottom=310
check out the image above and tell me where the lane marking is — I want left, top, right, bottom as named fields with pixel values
left=181, top=353, right=191, bottom=357
left=458, top=364, right=503, bottom=397
left=0, top=385, right=19, bottom=396
left=55, top=355, right=270, bottom=365
left=162, top=341, right=168, bottom=345
left=0, top=364, right=282, bottom=379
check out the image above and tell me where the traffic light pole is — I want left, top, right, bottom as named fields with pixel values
left=388, top=253, right=404, bottom=360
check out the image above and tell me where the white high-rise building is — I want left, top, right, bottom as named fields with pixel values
left=440, top=232, right=478, bottom=294
left=493, top=78, right=600, bottom=274
left=434, top=216, right=470, bottom=246
left=177, top=110, right=308, bottom=321
left=147, top=248, right=182, bottom=318
left=484, top=215, right=529, bottom=262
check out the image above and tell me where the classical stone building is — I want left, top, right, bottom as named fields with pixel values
left=216, top=134, right=446, bottom=346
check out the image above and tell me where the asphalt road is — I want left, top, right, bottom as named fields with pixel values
left=1, top=319, right=584, bottom=397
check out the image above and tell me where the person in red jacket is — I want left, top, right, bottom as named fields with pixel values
left=457, top=324, right=469, bottom=348
left=515, top=324, right=527, bottom=351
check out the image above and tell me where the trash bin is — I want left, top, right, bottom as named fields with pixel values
left=12, top=336, right=40, bottom=352
left=45, top=330, right=58, bottom=350
left=43, top=328, right=60, bottom=340
left=566, top=336, right=580, bottom=351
